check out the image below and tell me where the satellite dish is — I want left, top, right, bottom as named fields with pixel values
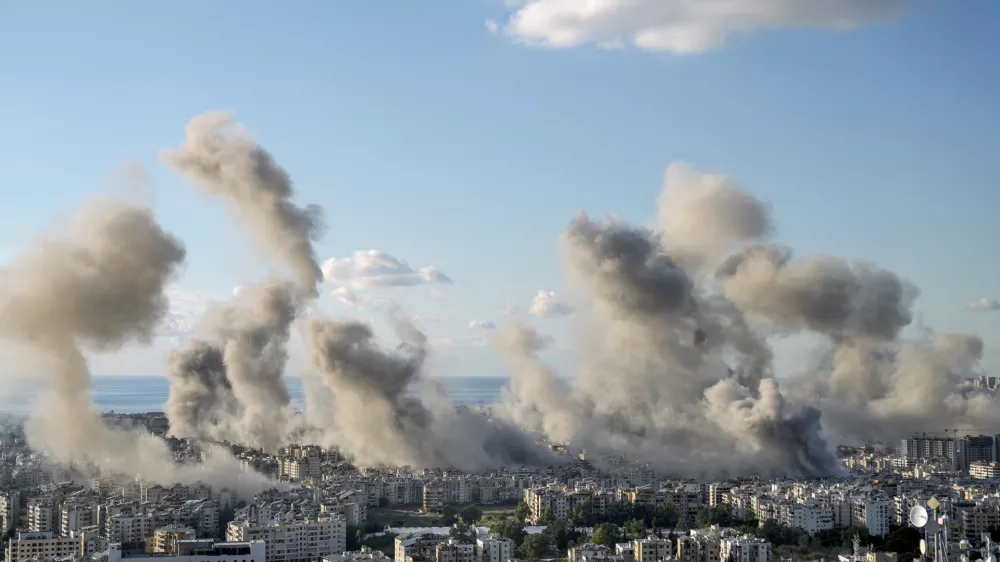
left=920, top=539, right=927, bottom=555
left=910, top=505, right=929, bottom=528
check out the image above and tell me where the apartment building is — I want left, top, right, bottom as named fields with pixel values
left=476, top=536, right=512, bottom=562
left=633, top=536, right=672, bottom=562
left=107, top=540, right=265, bottom=562
left=227, top=516, right=345, bottom=562
left=5, top=531, right=84, bottom=562
left=720, top=536, right=770, bottom=562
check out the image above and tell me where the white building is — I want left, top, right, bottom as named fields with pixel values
left=227, top=516, right=345, bottom=562
left=476, top=536, right=513, bottom=562
left=852, top=499, right=892, bottom=537
left=720, top=536, right=771, bottom=562
left=108, top=540, right=265, bottom=562
left=5, top=531, right=86, bottom=562
left=782, top=503, right=834, bottom=535
left=26, top=498, right=55, bottom=534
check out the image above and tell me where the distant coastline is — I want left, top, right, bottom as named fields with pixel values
left=0, top=375, right=512, bottom=415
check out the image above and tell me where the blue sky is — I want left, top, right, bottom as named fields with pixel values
left=0, top=0, right=997, bottom=378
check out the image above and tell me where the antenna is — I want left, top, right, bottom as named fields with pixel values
left=909, top=505, right=928, bottom=528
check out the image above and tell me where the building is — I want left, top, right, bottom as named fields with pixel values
left=435, top=541, right=474, bottom=562
left=963, top=436, right=996, bottom=467
left=227, top=516, right=345, bottom=562
left=970, top=462, right=1000, bottom=480
left=633, top=537, right=672, bottom=562
left=0, top=492, right=20, bottom=533
left=676, top=532, right=721, bottom=562
left=151, top=526, right=198, bottom=554
left=852, top=499, right=892, bottom=537
left=108, top=540, right=265, bottom=562
left=26, top=498, right=55, bottom=534
left=720, top=536, right=771, bottom=562
left=395, top=532, right=449, bottom=562
left=5, top=531, right=84, bottom=562
left=423, top=484, right=444, bottom=514
left=781, top=503, right=834, bottom=535
left=62, top=503, right=97, bottom=537
left=476, top=536, right=513, bottom=562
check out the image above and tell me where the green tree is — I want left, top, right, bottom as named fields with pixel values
left=625, top=519, right=646, bottom=539
left=652, top=504, right=679, bottom=529
left=441, top=505, right=458, bottom=526
left=346, top=526, right=362, bottom=551
left=492, top=518, right=527, bottom=547
left=568, top=501, right=595, bottom=527
left=519, top=533, right=553, bottom=561
left=461, top=505, right=483, bottom=524
left=513, top=502, right=531, bottom=524
left=590, top=523, right=623, bottom=548
left=544, top=520, right=583, bottom=551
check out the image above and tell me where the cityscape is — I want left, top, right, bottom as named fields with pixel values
left=1, top=2, right=998, bottom=562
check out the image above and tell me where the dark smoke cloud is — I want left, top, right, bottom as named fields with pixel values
left=160, top=111, right=324, bottom=294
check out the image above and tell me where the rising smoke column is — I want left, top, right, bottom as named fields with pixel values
left=0, top=198, right=274, bottom=496
left=497, top=162, right=995, bottom=475
left=165, top=280, right=301, bottom=450
left=160, top=111, right=324, bottom=293
left=302, top=309, right=559, bottom=470
left=160, top=112, right=323, bottom=448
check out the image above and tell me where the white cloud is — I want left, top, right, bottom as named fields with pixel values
left=529, top=289, right=574, bottom=317
left=322, top=250, right=452, bottom=289
left=493, top=0, right=909, bottom=54
left=330, top=286, right=391, bottom=311
left=501, top=304, right=521, bottom=316
left=485, top=19, right=500, bottom=35
left=469, top=319, right=497, bottom=330
left=967, top=298, right=1000, bottom=312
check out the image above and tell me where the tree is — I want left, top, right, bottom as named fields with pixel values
left=568, top=501, right=595, bottom=527
left=625, top=519, right=646, bottom=539
left=590, top=523, right=623, bottom=548
left=885, top=526, right=921, bottom=558
left=441, top=506, right=458, bottom=526
left=513, top=502, right=530, bottom=524
left=544, top=520, right=583, bottom=551
left=346, top=526, right=362, bottom=551
left=461, top=505, right=483, bottom=525
left=519, top=533, right=553, bottom=561
left=492, top=518, right=527, bottom=547
left=652, top=504, right=679, bottom=529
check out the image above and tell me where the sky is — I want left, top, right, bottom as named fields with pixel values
left=0, top=0, right=997, bottom=379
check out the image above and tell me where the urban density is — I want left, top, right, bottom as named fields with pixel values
left=3, top=412, right=1000, bottom=562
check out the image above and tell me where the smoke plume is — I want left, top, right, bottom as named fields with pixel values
left=301, top=309, right=559, bottom=470
left=160, top=111, right=324, bottom=294
left=0, top=198, right=273, bottom=495
left=495, top=162, right=995, bottom=477
left=165, top=280, right=301, bottom=450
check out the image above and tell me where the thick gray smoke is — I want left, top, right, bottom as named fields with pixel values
left=496, top=162, right=994, bottom=477
left=0, top=198, right=274, bottom=496
left=161, top=111, right=325, bottom=452
left=160, top=111, right=324, bottom=294
left=301, top=309, right=560, bottom=470
left=165, top=280, right=301, bottom=450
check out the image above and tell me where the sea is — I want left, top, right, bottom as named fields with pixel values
left=0, top=376, right=510, bottom=416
